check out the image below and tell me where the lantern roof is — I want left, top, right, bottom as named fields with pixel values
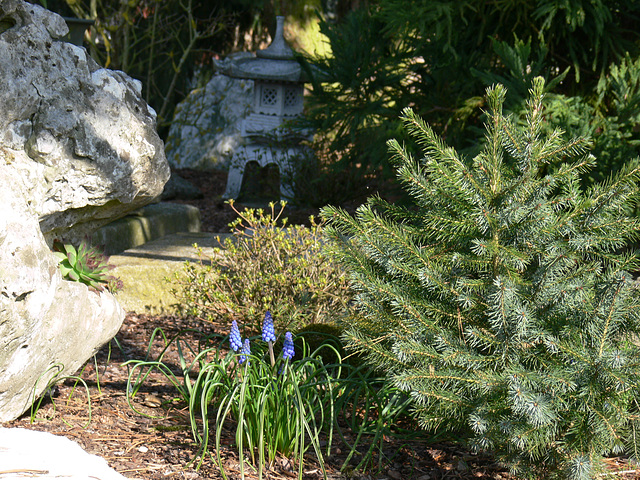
left=213, top=16, right=307, bottom=83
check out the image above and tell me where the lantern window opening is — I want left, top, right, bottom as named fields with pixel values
left=261, top=86, right=278, bottom=107
left=284, top=87, right=299, bottom=108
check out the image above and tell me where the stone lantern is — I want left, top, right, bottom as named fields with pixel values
left=214, top=16, right=310, bottom=200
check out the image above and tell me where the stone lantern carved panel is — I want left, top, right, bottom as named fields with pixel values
left=256, top=83, right=280, bottom=116
left=254, top=83, right=304, bottom=117
left=223, top=145, right=299, bottom=200
left=212, top=16, right=312, bottom=201
left=283, top=85, right=304, bottom=115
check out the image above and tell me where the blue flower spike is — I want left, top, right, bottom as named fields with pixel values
left=262, top=311, right=276, bottom=367
left=239, top=338, right=251, bottom=365
left=230, top=320, right=242, bottom=352
left=282, top=332, right=295, bottom=360
left=262, top=311, right=276, bottom=343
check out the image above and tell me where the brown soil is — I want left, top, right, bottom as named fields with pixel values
left=5, top=170, right=639, bottom=479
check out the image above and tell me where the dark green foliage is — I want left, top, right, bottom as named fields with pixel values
left=380, top=0, right=640, bottom=88
left=294, top=322, right=346, bottom=366
left=300, top=2, right=640, bottom=203
left=466, top=40, right=640, bottom=186
left=588, top=54, right=640, bottom=185
left=322, top=78, right=640, bottom=479
left=298, top=9, right=415, bottom=184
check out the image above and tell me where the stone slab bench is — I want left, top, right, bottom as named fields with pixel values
left=94, top=202, right=201, bottom=256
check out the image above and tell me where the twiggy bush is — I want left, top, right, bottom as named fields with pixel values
left=172, top=201, right=352, bottom=333
left=322, top=78, right=640, bottom=479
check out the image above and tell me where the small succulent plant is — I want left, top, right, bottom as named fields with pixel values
left=52, top=238, right=123, bottom=293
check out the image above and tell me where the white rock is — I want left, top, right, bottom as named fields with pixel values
left=0, top=428, right=127, bottom=479
left=0, top=164, right=125, bottom=421
left=0, top=0, right=170, bottom=244
left=0, top=0, right=163, bottom=421
left=164, top=72, right=253, bottom=170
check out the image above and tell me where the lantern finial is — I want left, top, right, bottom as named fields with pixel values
left=256, top=16, right=294, bottom=60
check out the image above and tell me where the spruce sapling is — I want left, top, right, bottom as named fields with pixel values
left=322, top=77, right=640, bottom=480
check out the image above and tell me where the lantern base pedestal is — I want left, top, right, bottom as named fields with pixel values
left=224, top=145, right=301, bottom=201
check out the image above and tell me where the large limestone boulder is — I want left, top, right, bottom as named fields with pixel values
left=0, top=167, right=124, bottom=422
left=0, top=0, right=170, bottom=245
left=164, top=65, right=253, bottom=170
left=0, top=0, right=170, bottom=421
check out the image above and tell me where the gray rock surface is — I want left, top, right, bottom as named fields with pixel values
left=161, top=171, right=204, bottom=200
left=0, top=0, right=170, bottom=421
left=164, top=69, right=253, bottom=170
left=0, top=428, right=127, bottom=479
left=94, top=202, right=202, bottom=255
left=0, top=167, right=124, bottom=422
left=0, top=0, right=170, bottom=245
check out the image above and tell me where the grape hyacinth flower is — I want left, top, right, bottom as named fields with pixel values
left=230, top=320, right=242, bottom=352
left=262, top=311, right=276, bottom=343
left=282, top=332, right=295, bottom=360
left=262, top=311, right=276, bottom=367
left=239, top=338, right=251, bottom=365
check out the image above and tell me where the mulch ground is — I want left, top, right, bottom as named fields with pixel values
left=6, top=312, right=516, bottom=480
left=5, top=169, right=640, bottom=479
